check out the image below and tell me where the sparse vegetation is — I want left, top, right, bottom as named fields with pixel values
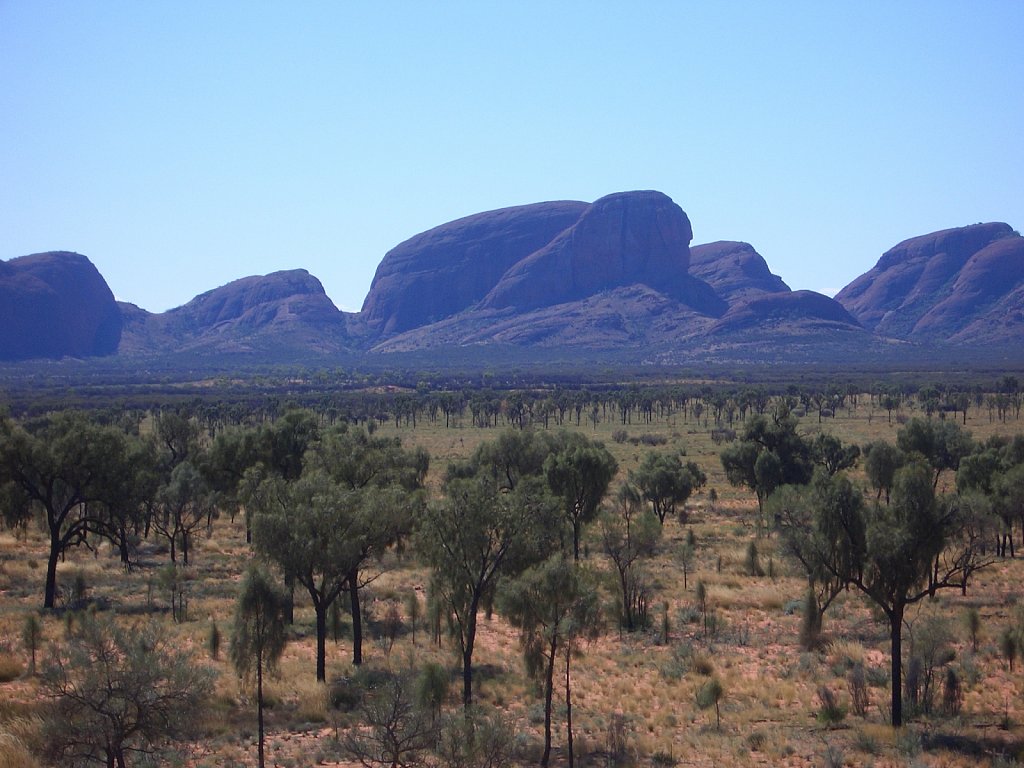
left=0, top=377, right=1022, bottom=765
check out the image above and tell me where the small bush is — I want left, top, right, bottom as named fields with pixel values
left=696, top=678, right=724, bottom=729
left=821, top=743, right=844, bottom=768
left=816, top=686, right=846, bottom=726
left=0, top=647, right=23, bottom=683
left=963, top=607, right=981, bottom=652
left=690, top=653, right=715, bottom=676
left=941, top=668, right=963, bottom=717
left=207, top=620, right=221, bottom=661
left=606, top=712, right=633, bottom=767
left=847, top=664, right=870, bottom=717
left=743, top=541, right=763, bottom=577
left=852, top=728, right=880, bottom=755
left=638, top=434, right=667, bottom=446
left=612, top=430, right=629, bottom=444
left=1000, top=627, right=1017, bottom=671
left=745, top=729, right=768, bottom=751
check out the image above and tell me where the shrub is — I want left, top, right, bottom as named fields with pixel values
left=207, top=620, right=221, bottom=661
left=941, top=668, right=963, bottom=717
left=612, top=430, right=629, bottom=444
left=963, top=607, right=981, bottom=653
left=415, top=662, right=449, bottom=721
left=817, top=685, right=847, bottom=726
left=799, top=589, right=822, bottom=651
left=847, top=664, right=870, bottom=717
left=743, top=540, right=763, bottom=577
left=1000, top=627, right=1017, bottom=672
left=0, top=647, right=22, bottom=683
left=606, top=712, right=633, bottom=767
left=436, top=707, right=518, bottom=768
left=696, top=678, right=724, bottom=729
left=21, top=614, right=41, bottom=677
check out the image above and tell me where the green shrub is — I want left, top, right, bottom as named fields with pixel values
left=816, top=686, right=846, bottom=726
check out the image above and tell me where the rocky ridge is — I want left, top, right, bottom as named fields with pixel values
left=3, top=194, right=1021, bottom=363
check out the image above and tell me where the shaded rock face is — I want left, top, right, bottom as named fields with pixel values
left=482, top=191, right=718, bottom=312
left=373, top=284, right=719, bottom=352
left=120, top=269, right=348, bottom=355
left=689, top=241, right=790, bottom=303
left=360, top=191, right=725, bottom=340
left=361, top=201, right=588, bottom=335
left=835, top=223, right=1024, bottom=342
left=0, top=251, right=121, bottom=360
left=711, top=290, right=862, bottom=335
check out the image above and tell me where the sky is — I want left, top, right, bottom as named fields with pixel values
left=2, top=2, right=1022, bottom=313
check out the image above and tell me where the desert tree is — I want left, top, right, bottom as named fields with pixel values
left=498, top=555, right=602, bottom=767
left=307, top=424, right=428, bottom=660
left=630, top=450, right=706, bottom=524
left=785, top=458, right=995, bottom=726
left=544, top=431, right=618, bottom=560
left=0, top=412, right=131, bottom=608
left=41, top=612, right=213, bottom=768
left=598, top=483, right=661, bottom=631
left=773, top=473, right=864, bottom=643
left=344, top=672, right=437, bottom=768
left=229, top=565, right=289, bottom=768
left=720, top=411, right=813, bottom=533
left=810, top=432, right=861, bottom=477
left=418, top=473, right=560, bottom=708
left=862, top=440, right=905, bottom=503
left=250, top=471, right=398, bottom=677
left=897, top=417, right=974, bottom=491
left=151, top=461, right=216, bottom=566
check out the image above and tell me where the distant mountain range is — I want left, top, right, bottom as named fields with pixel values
left=3, top=190, right=1023, bottom=364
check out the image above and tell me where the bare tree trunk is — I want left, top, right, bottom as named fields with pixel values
left=565, top=645, right=575, bottom=768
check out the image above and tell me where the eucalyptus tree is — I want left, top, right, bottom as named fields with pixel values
left=782, top=458, right=995, bottom=726
left=230, top=565, right=289, bottom=768
left=498, top=555, right=601, bottom=768
left=42, top=612, right=213, bottom=768
left=0, top=412, right=131, bottom=608
left=308, top=424, right=428, bottom=663
left=418, top=473, right=561, bottom=708
left=152, top=461, right=217, bottom=565
left=897, top=417, right=974, bottom=491
left=863, top=440, right=905, bottom=503
left=810, top=432, right=861, bottom=477
left=599, top=483, right=661, bottom=631
left=720, top=411, right=813, bottom=532
left=544, top=431, right=618, bottom=560
left=630, top=451, right=706, bottom=524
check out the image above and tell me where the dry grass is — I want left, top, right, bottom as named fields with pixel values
left=0, top=648, right=23, bottom=683
left=0, top=733, right=40, bottom=768
left=0, top=400, right=1022, bottom=766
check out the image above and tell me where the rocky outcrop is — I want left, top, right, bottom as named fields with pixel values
left=835, top=223, right=1024, bottom=342
left=689, top=241, right=790, bottom=303
left=360, top=201, right=588, bottom=335
left=0, top=251, right=121, bottom=360
left=710, top=290, right=862, bottom=336
left=359, top=191, right=727, bottom=342
left=481, top=191, right=724, bottom=315
left=372, top=284, right=718, bottom=352
left=119, top=269, right=348, bottom=355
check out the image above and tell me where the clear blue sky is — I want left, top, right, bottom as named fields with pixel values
left=2, top=2, right=1022, bottom=313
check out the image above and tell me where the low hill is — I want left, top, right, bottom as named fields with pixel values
left=0, top=251, right=121, bottom=360
left=834, top=222, right=1024, bottom=344
left=119, top=269, right=348, bottom=356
